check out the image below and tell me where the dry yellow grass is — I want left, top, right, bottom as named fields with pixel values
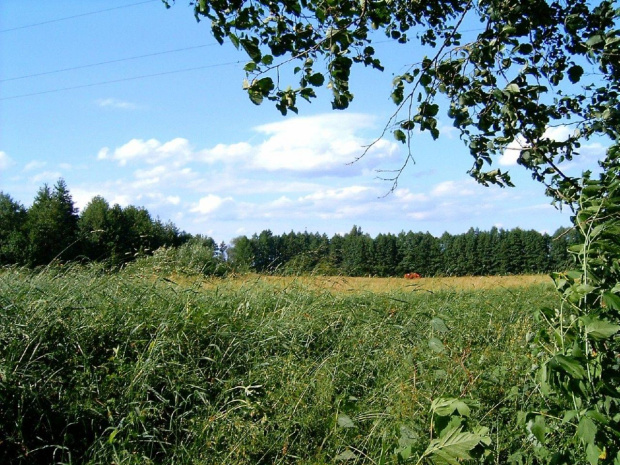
left=193, top=273, right=553, bottom=294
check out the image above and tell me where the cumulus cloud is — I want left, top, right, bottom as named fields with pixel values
left=190, top=194, right=234, bottom=215
left=100, top=138, right=193, bottom=166
left=431, top=179, right=477, bottom=197
left=0, top=151, right=15, bottom=170
left=499, top=125, right=601, bottom=167
left=250, top=113, right=398, bottom=174
left=97, top=113, right=399, bottom=177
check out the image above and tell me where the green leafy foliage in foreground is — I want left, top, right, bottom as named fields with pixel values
left=1, top=266, right=558, bottom=464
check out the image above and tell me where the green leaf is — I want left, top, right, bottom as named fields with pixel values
left=567, top=65, right=584, bottom=83
left=240, top=38, right=262, bottom=63
left=394, top=129, right=407, bottom=144
left=248, top=91, right=264, bottom=105
left=431, top=398, right=469, bottom=417
left=431, top=317, right=449, bottom=333
left=586, top=35, right=604, bottom=47
left=505, top=83, right=520, bottom=93
left=586, top=442, right=602, bottom=465
left=395, top=426, right=418, bottom=459
left=334, top=449, right=357, bottom=461
left=602, top=292, right=620, bottom=310
left=307, top=73, right=325, bottom=86
left=229, top=33, right=240, bottom=49
left=428, top=337, right=445, bottom=353
left=549, top=355, right=586, bottom=379
left=337, top=413, right=355, bottom=428
left=530, top=415, right=546, bottom=444
left=423, top=426, right=482, bottom=465
left=576, top=416, right=597, bottom=446
left=582, top=315, right=620, bottom=340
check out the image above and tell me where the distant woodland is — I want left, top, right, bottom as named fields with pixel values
left=1, top=180, right=579, bottom=276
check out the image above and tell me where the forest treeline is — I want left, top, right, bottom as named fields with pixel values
left=1, top=180, right=579, bottom=276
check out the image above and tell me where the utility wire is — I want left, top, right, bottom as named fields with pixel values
left=0, top=61, right=243, bottom=101
left=0, top=0, right=160, bottom=33
left=0, top=44, right=219, bottom=82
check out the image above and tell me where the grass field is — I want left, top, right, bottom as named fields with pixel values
left=0, top=264, right=558, bottom=464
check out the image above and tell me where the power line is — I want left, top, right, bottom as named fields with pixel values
left=0, top=61, right=243, bottom=101
left=0, top=44, right=219, bottom=82
left=0, top=0, right=160, bottom=33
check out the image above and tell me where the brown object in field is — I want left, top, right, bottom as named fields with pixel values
left=404, top=272, right=421, bottom=279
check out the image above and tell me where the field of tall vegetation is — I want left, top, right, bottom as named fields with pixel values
left=0, top=260, right=559, bottom=464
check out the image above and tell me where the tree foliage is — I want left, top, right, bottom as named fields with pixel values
left=176, top=0, right=619, bottom=197
left=0, top=180, right=196, bottom=268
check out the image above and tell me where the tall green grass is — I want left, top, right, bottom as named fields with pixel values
left=0, top=264, right=558, bottom=464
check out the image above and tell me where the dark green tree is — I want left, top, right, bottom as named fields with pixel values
left=25, top=180, right=79, bottom=266
left=228, top=235, right=255, bottom=271
left=341, top=225, right=373, bottom=276
left=79, top=195, right=113, bottom=261
left=373, top=232, right=399, bottom=277
left=0, top=192, right=27, bottom=265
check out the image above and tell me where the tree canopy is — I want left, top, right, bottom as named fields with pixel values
left=171, top=0, right=619, bottom=199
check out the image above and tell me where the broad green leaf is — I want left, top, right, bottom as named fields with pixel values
left=567, top=65, right=584, bottom=83
left=240, top=38, right=262, bottom=63
left=431, top=398, right=469, bottom=417
left=550, top=355, right=586, bottom=379
left=530, top=415, right=546, bottom=444
left=428, top=337, right=445, bottom=353
left=307, top=73, right=325, bottom=86
left=586, top=442, right=602, bottom=465
left=431, top=317, right=449, bottom=333
left=394, top=129, right=407, bottom=143
left=602, top=292, right=620, bottom=310
left=505, top=83, right=520, bottom=93
left=586, top=35, right=604, bottom=47
left=424, top=426, right=481, bottom=465
left=454, top=400, right=470, bottom=417
left=337, top=413, right=355, bottom=428
left=582, top=315, right=620, bottom=340
left=248, top=91, right=264, bottom=105
left=395, top=426, right=418, bottom=459
left=576, top=416, right=597, bottom=446
left=334, top=449, right=357, bottom=461
left=229, top=32, right=240, bottom=49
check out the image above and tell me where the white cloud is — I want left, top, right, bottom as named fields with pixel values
left=498, top=125, right=602, bottom=167
left=499, top=138, right=525, bottom=166
left=30, top=171, right=63, bottom=184
left=0, top=151, right=15, bottom=170
left=96, top=98, right=138, bottom=110
left=299, top=185, right=372, bottom=202
left=190, top=194, right=234, bottom=215
left=96, top=114, right=400, bottom=180
left=198, top=142, right=252, bottom=163
left=101, top=138, right=196, bottom=166
left=250, top=113, right=398, bottom=174
left=431, top=179, right=476, bottom=197
left=23, top=160, right=46, bottom=172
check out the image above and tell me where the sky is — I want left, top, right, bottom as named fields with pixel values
left=0, top=0, right=608, bottom=243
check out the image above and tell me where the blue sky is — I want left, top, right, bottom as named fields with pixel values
left=0, top=1, right=607, bottom=243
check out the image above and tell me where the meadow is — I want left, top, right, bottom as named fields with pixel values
left=0, top=263, right=558, bottom=464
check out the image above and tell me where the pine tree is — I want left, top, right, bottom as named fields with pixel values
left=25, top=180, right=79, bottom=266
